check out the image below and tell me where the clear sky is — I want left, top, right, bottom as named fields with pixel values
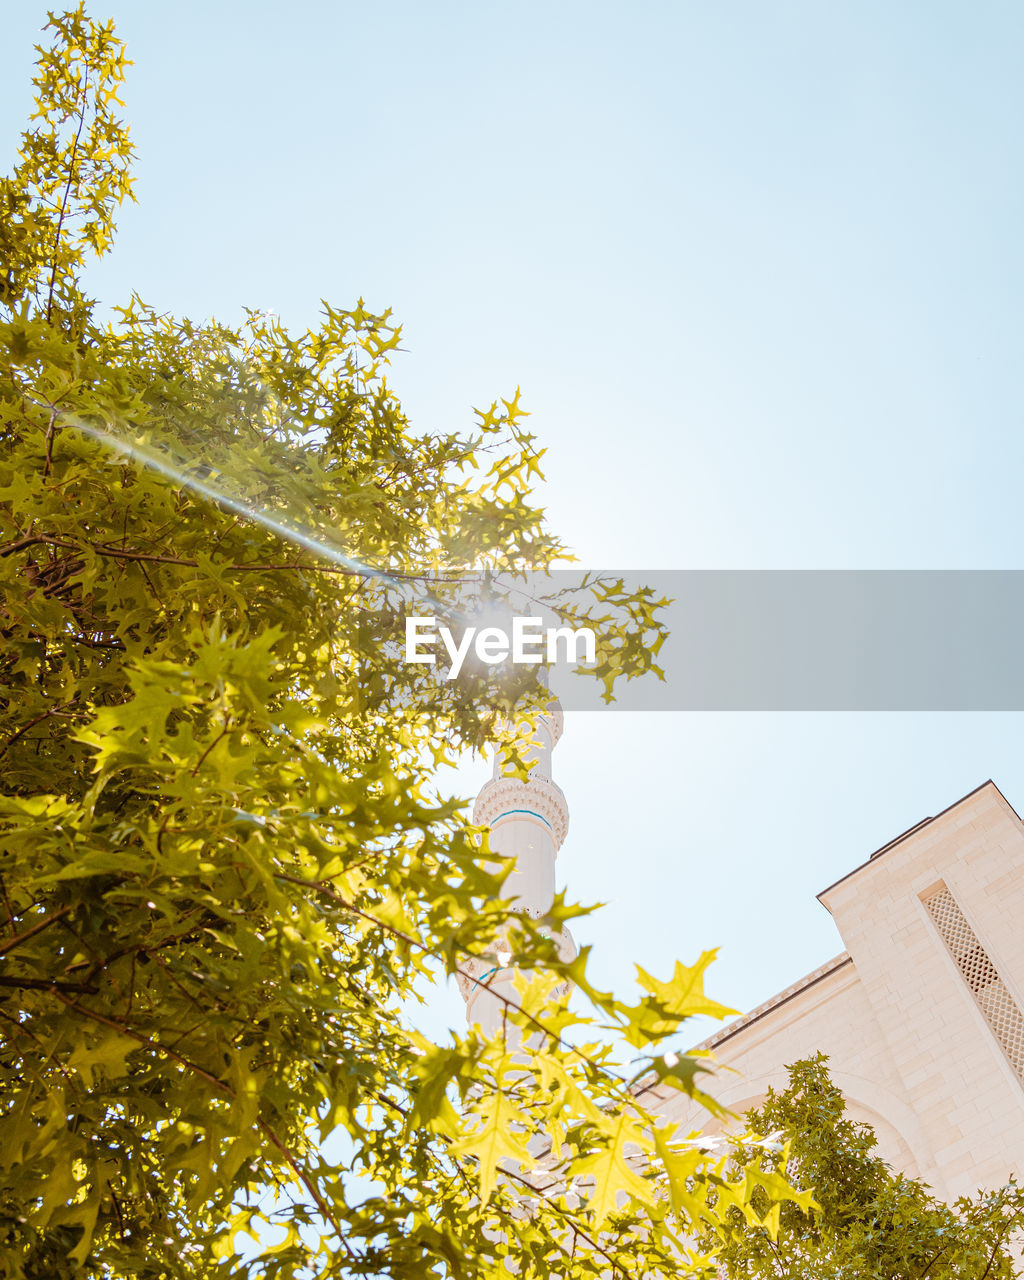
left=5, top=1, right=1024, bottom=1042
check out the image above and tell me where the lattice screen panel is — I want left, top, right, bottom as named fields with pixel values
left=922, top=884, right=1024, bottom=1080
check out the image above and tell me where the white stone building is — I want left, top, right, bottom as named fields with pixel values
left=644, top=778, right=1024, bottom=1199
left=461, top=710, right=1024, bottom=1197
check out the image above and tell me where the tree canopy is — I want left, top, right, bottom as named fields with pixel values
left=0, top=9, right=792, bottom=1278
left=711, top=1054, right=1024, bottom=1280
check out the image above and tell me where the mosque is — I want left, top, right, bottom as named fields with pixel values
left=459, top=700, right=1024, bottom=1202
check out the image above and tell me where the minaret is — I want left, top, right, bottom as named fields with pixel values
left=457, top=699, right=575, bottom=1034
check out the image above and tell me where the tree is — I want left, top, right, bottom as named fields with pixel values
left=0, top=9, right=789, bottom=1278
left=710, top=1054, right=1024, bottom=1279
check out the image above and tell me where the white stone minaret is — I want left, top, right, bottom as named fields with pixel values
left=457, top=699, right=576, bottom=1033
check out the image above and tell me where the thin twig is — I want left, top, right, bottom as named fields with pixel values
left=0, top=875, right=17, bottom=937
left=0, top=975, right=98, bottom=993
left=0, top=1005, right=82, bottom=1092
left=0, top=700, right=79, bottom=762
left=191, top=717, right=232, bottom=777
left=0, top=904, right=72, bottom=956
left=108, top=1181, right=127, bottom=1240
left=978, top=1218, right=1013, bottom=1280
left=269, top=870, right=634, bottom=1105
left=47, top=988, right=359, bottom=1261
left=369, top=1084, right=633, bottom=1279
left=0, top=534, right=471, bottom=582
left=45, top=66, right=90, bottom=327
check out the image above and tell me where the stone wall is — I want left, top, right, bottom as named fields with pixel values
left=647, top=782, right=1024, bottom=1200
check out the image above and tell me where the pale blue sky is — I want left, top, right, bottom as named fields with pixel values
left=6, top=2, right=1024, bottom=1039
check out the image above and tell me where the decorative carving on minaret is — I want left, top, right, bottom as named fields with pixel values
left=472, top=775, right=569, bottom=851
left=454, top=955, right=494, bottom=1007
left=543, top=701, right=564, bottom=748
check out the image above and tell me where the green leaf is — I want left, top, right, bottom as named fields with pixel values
left=449, top=1087, right=532, bottom=1203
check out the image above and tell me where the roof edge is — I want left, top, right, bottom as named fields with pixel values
left=691, top=951, right=854, bottom=1054
left=817, top=779, right=1019, bottom=904
left=631, top=951, right=854, bottom=1100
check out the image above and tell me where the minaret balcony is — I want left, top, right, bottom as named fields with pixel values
left=473, top=775, right=570, bottom=852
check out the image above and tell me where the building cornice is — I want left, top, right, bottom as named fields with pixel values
left=816, top=779, right=1020, bottom=905
left=631, top=951, right=855, bottom=1103
left=692, top=951, right=854, bottom=1053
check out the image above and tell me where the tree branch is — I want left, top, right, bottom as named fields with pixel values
left=269, top=870, right=636, bottom=1106
left=0, top=975, right=97, bottom=993
left=0, top=533, right=473, bottom=583
left=0, top=700, right=79, bottom=762
left=0, top=904, right=72, bottom=956
left=978, top=1218, right=1012, bottom=1280
left=190, top=716, right=232, bottom=777
left=46, top=988, right=359, bottom=1261
left=45, top=65, right=90, bottom=327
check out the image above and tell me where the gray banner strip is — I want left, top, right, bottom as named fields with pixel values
left=538, top=571, right=1024, bottom=711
